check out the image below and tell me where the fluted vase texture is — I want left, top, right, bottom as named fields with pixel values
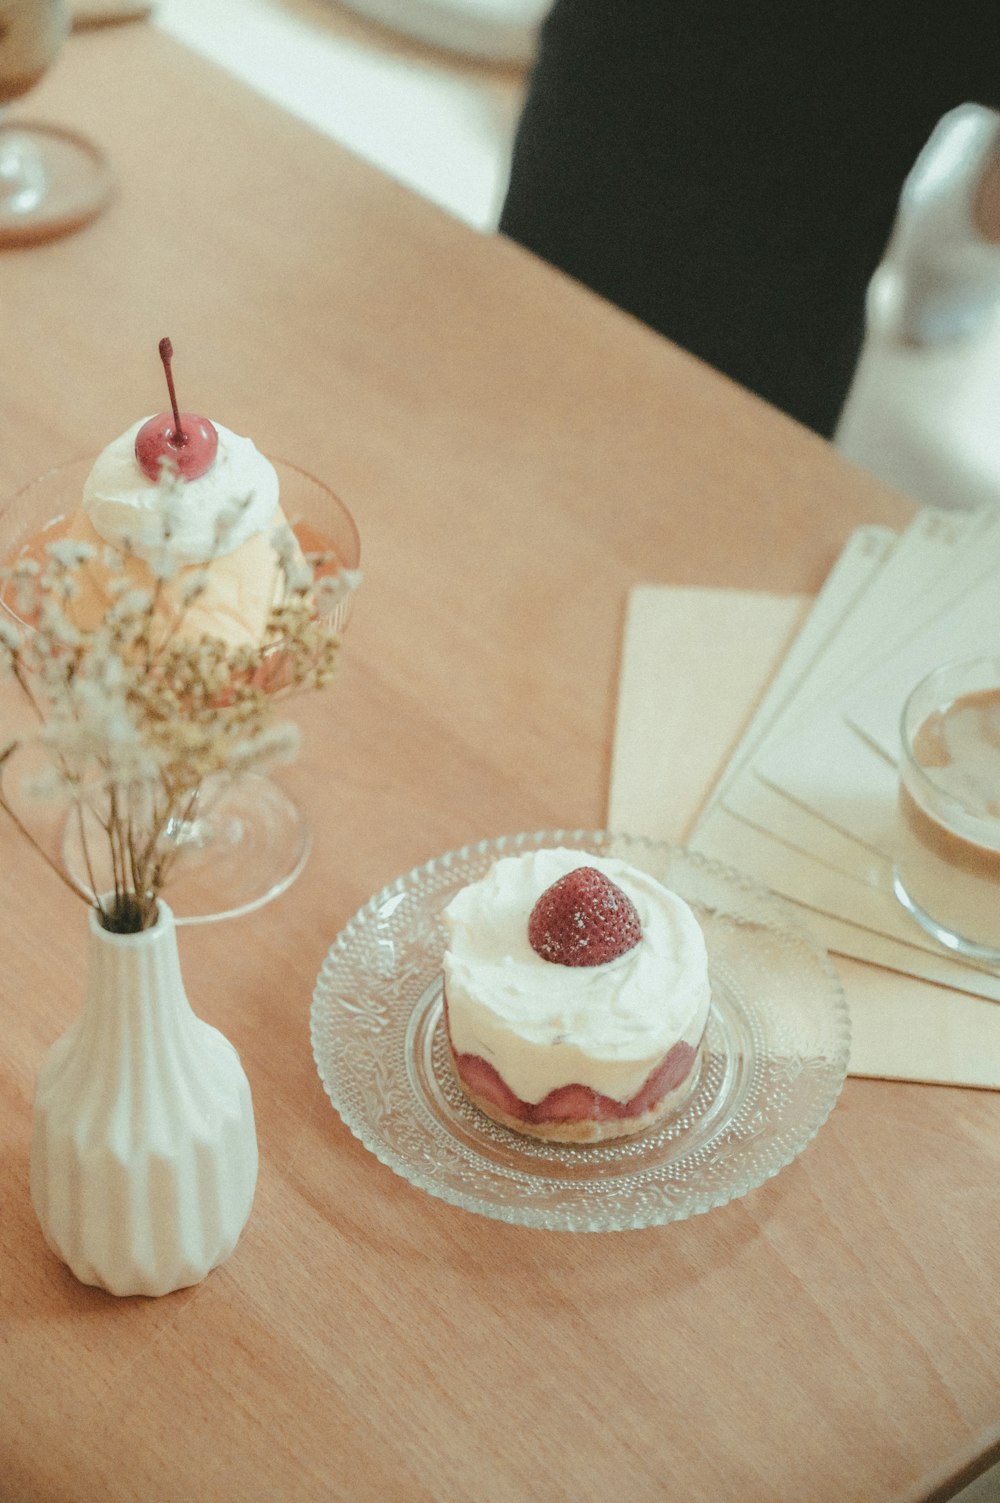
left=30, top=899, right=258, bottom=1297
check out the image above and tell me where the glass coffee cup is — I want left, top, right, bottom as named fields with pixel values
left=893, top=653, right=1000, bottom=964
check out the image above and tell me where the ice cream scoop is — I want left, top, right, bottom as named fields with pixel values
left=82, top=417, right=280, bottom=569
left=61, top=416, right=295, bottom=649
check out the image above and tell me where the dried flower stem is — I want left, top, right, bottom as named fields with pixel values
left=0, top=758, right=91, bottom=908
left=0, top=480, right=353, bottom=932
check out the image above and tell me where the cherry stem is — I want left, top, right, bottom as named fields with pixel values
left=158, top=336, right=187, bottom=446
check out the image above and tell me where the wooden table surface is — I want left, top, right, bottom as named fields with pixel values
left=2, top=21, right=997, bottom=1503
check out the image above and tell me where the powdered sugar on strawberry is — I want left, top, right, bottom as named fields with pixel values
left=528, top=865, right=641, bottom=966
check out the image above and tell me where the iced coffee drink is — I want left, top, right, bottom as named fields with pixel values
left=893, top=655, right=1000, bottom=961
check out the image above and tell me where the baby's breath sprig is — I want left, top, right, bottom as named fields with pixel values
left=0, top=503, right=351, bottom=933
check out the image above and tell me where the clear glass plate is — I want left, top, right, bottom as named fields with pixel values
left=310, top=830, right=850, bottom=1232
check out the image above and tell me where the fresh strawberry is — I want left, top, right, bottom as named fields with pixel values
left=532, top=1042, right=700, bottom=1125
left=530, top=1083, right=611, bottom=1123
left=528, top=865, right=641, bottom=967
left=452, top=1051, right=527, bottom=1119
left=624, top=1041, right=697, bottom=1115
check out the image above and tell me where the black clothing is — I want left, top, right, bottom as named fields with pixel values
left=500, top=1, right=1000, bottom=436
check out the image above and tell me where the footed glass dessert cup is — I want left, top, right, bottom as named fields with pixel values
left=893, top=653, right=1000, bottom=965
left=0, top=455, right=360, bottom=924
left=0, top=0, right=113, bottom=245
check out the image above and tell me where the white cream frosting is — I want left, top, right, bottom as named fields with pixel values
left=82, top=418, right=279, bottom=568
left=442, top=848, right=711, bottom=1104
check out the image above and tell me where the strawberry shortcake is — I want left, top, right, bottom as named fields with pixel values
left=441, top=848, right=711, bottom=1143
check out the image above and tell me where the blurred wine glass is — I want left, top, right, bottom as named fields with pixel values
left=0, top=0, right=112, bottom=244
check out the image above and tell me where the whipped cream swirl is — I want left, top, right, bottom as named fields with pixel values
left=82, top=418, right=279, bottom=568
left=443, top=848, right=711, bottom=1103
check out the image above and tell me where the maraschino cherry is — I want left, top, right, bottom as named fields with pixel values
left=134, top=337, right=219, bottom=481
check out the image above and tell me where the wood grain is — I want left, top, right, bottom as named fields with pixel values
left=3, top=22, right=995, bottom=1503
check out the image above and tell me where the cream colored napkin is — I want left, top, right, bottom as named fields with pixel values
left=609, top=575, right=1000, bottom=1088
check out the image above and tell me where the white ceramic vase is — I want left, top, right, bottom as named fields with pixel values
left=30, top=899, right=258, bottom=1297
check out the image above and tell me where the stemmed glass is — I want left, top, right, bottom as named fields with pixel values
left=0, top=455, right=361, bottom=923
left=1, top=0, right=112, bottom=244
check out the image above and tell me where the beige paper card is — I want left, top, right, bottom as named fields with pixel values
left=755, top=506, right=1000, bottom=858
left=686, top=513, right=1000, bottom=997
left=609, top=582, right=1000, bottom=1087
left=608, top=586, right=811, bottom=846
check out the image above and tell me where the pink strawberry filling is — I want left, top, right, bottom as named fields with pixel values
left=450, top=1037, right=699, bottom=1125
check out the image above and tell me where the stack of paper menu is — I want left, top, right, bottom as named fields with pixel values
left=609, top=505, right=1000, bottom=1086
left=689, top=507, right=1000, bottom=1005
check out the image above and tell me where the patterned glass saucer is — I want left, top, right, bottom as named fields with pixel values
left=310, top=830, right=850, bottom=1232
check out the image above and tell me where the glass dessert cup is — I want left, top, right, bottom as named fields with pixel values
left=892, top=653, right=1000, bottom=966
left=0, top=1, right=113, bottom=245
left=0, top=455, right=360, bottom=924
